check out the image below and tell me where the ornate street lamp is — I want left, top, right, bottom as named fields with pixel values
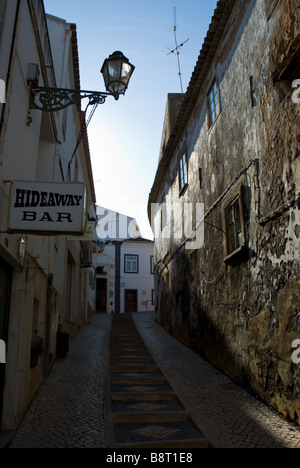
left=28, top=51, right=135, bottom=112
left=101, top=51, right=135, bottom=101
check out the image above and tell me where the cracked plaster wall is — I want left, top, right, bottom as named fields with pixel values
left=153, top=0, right=300, bottom=424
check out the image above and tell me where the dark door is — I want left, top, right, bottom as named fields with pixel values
left=0, top=258, right=12, bottom=426
left=125, top=290, right=138, bottom=313
left=96, top=278, right=107, bottom=313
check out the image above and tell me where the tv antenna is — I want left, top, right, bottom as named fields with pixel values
left=167, top=7, right=189, bottom=94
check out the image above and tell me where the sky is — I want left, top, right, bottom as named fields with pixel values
left=44, top=0, right=218, bottom=240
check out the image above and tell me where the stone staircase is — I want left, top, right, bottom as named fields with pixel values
left=105, top=314, right=212, bottom=448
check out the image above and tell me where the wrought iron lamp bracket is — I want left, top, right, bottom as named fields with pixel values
left=29, top=87, right=112, bottom=112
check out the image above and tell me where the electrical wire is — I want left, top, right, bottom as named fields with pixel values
left=67, top=100, right=99, bottom=181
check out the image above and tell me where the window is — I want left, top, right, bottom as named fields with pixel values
left=273, top=41, right=300, bottom=83
left=0, top=1, right=7, bottom=47
left=152, top=289, right=155, bottom=306
left=207, top=78, right=220, bottom=129
left=199, top=168, right=203, bottom=190
left=223, top=189, right=246, bottom=261
left=179, top=153, right=188, bottom=192
left=124, top=255, right=139, bottom=274
left=176, top=257, right=184, bottom=293
left=88, top=270, right=95, bottom=288
left=66, top=253, right=75, bottom=320
left=150, top=256, right=154, bottom=275
left=160, top=197, right=167, bottom=231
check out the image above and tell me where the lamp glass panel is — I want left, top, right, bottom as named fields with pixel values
left=108, top=61, right=122, bottom=81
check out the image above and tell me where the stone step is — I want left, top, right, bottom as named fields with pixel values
left=111, top=340, right=143, bottom=345
left=111, top=343, right=148, bottom=348
left=111, top=349, right=150, bottom=355
left=113, top=420, right=209, bottom=447
left=110, top=364, right=159, bottom=373
left=113, top=410, right=188, bottom=424
left=110, top=356, right=155, bottom=364
left=111, top=382, right=173, bottom=394
left=112, top=394, right=180, bottom=406
left=111, top=392, right=176, bottom=402
left=115, top=438, right=212, bottom=449
left=107, top=314, right=212, bottom=449
left=111, top=376, right=166, bottom=385
left=111, top=334, right=140, bottom=338
left=110, top=335, right=142, bottom=340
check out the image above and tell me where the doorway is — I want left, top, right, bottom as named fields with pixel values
left=0, top=258, right=12, bottom=426
left=96, top=278, right=107, bottom=313
left=125, top=290, right=138, bottom=313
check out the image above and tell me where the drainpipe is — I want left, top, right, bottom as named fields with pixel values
left=114, top=241, right=123, bottom=314
left=43, top=273, right=53, bottom=379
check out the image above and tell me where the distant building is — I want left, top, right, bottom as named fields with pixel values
left=0, top=1, right=96, bottom=431
left=148, top=0, right=300, bottom=424
left=121, top=238, right=155, bottom=314
left=96, top=206, right=154, bottom=314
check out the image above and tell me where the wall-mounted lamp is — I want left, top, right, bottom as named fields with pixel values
left=28, top=51, right=135, bottom=112
left=97, top=240, right=111, bottom=254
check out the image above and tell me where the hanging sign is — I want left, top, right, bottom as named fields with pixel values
left=9, top=181, right=86, bottom=235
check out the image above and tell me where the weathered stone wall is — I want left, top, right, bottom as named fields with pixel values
left=152, top=0, right=300, bottom=424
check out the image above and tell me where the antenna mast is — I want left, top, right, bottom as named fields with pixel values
left=167, top=7, right=189, bottom=94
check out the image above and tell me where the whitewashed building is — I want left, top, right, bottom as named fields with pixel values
left=0, top=1, right=96, bottom=432
left=120, top=238, right=155, bottom=314
left=96, top=206, right=154, bottom=314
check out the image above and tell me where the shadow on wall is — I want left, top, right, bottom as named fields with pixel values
left=156, top=247, right=300, bottom=427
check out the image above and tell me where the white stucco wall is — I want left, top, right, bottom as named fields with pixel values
left=120, top=241, right=154, bottom=313
left=0, top=1, right=96, bottom=430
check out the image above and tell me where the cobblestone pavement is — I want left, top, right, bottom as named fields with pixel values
left=8, top=315, right=112, bottom=448
left=133, top=313, right=300, bottom=449
left=6, top=312, right=300, bottom=448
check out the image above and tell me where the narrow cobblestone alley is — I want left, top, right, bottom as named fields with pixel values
left=5, top=313, right=300, bottom=449
left=7, top=315, right=112, bottom=449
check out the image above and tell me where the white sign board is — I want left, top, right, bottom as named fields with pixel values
left=9, top=181, right=86, bottom=235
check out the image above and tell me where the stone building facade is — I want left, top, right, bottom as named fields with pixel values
left=148, top=0, right=300, bottom=424
left=0, top=1, right=96, bottom=431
